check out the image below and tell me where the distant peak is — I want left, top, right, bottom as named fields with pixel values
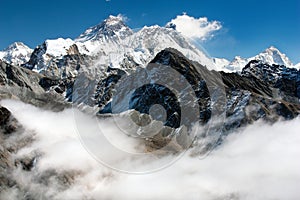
left=255, top=46, right=293, bottom=67
left=4, top=42, right=31, bottom=51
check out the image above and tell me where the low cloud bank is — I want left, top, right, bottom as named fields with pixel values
left=1, top=99, right=300, bottom=200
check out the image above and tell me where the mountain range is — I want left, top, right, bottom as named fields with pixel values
left=1, top=15, right=299, bottom=74
left=1, top=14, right=299, bottom=132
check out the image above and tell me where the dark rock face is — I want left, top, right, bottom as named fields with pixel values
left=242, top=60, right=300, bottom=102
left=96, top=67, right=126, bottom=112
left=150, top=48, right=211, bottom=124
left=22, top=42, right=47, bottom=70
left=130, top=83, right=182, bottom=128
left=0, top=106, right=11, bottom=126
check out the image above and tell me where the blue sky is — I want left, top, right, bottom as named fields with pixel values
left=0, top=0, right=299, bottom=63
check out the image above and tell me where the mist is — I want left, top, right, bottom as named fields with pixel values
left=1, top=99, right=300, bottom=200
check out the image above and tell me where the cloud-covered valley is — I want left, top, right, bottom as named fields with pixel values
left=1, top=99, right=300, bottom=200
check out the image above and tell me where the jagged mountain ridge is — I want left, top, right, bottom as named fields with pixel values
left=214, top=46, right=298, bottom=72
left=20, top=15, right=213, bottom=79
left=1, top=15, right=298, bottom=74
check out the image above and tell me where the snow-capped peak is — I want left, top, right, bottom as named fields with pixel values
left=0, top=42, right=33, bottom=65
left=253, top=46, right=293, bottom=67
left=75, top=15, right=133, bottom=42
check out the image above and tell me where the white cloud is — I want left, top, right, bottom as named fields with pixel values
left=1, top=99, right=300, bottom=200
left=168, top=13, right=222, bottom=41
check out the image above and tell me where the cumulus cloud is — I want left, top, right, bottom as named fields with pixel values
left=167, top=13, right=222, bottom=41
left=1, top=99, right=300, bottom=200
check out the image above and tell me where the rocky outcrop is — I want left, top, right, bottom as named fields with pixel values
left=0, top=106, right=21, bottom=135
left=0, top=106, right=27, bottom=195
left=242, top=60, right=300, bottom=102
left=0, top=60, right=69, bottom=111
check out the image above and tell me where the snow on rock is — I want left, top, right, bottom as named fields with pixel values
left=44, top=38, right=75, bottom=57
